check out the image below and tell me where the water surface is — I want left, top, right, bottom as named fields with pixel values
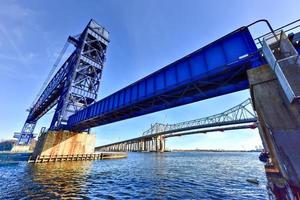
left=0, top=152, right=268, bottom=199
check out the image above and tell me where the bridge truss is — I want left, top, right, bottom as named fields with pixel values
left=142, top=98, right=257, bottom=136
left=96, top=98, right=258, bottom=151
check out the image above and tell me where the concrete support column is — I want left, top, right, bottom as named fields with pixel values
left=138, top=141, right=140, bottom=151
left=134, top=142, right=136, bottom=151
left=159, top=136, right=165, bottom=152
left=155, top=137, right=158, bottom=152
left=145, top=140, right=148, bottom=152
left=151, top=139, right=154, bottom=152
left=152, top=139, right=154, bottom=152
left=146, top=140, right=150, bottom=152
left=136, top=142, right=138, bottom=151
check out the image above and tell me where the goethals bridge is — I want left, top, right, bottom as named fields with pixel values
left=11, top=18, right=300, bottom=198
left=96, top=98, right=257, bottom=152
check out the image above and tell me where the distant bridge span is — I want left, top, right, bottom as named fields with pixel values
left=95, top=98, right=258, bottom=152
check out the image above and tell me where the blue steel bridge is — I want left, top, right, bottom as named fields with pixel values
left=12, top=18, right=300, bottom=198
left=14, top=19, right=300, bottom=145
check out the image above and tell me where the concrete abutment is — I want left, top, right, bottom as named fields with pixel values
left=30, top=131, right=126, bottom=163
left=248, top=64, right=300, bottom=198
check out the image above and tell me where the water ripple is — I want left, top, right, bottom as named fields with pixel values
left=0, top=152, right=268, bottom=199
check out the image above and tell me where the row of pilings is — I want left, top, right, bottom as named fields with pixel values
left=97, top=136, right=165, bottom=152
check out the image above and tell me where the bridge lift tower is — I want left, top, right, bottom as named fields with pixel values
left=14, top=19, right=109, bottom=145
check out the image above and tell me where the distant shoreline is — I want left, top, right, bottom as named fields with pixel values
left=170, top=149, right=261, bottom=153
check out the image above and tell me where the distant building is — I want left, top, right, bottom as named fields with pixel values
left=0, top=139, right=37, bottom=152
left=0, top=140, right=17, bottom=151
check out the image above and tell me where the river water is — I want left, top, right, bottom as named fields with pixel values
left=0, top=152, right=268, bottom=199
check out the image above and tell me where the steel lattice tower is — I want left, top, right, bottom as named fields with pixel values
left=14, top=19, right=109, bottom=145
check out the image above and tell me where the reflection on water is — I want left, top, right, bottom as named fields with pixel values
left=0, top=152, right=268, bottom=199
left=1, top=161, right=93, bottom=199
left=29, top=161, right=93, bottom=198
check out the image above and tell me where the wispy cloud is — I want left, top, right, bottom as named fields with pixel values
left=0, top=2, right=41, bottom=79
left=0, top=3, right=34, bottom=18
left=0, top=24, right=28, bottom=65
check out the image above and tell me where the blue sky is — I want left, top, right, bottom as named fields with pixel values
left=0, top=0, right=299, bottom=150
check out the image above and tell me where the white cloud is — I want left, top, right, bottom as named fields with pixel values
left=0, top=3, right=34, bottom=19
left=0, top=2, right=43, bottom=79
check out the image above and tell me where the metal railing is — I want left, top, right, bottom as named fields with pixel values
left=254, top=18, right=300, bottom=49
left=262, top=30, right=300, bottom=103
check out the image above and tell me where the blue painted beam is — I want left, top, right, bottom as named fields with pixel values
left=67, top=27, right=262, bottom=131
left=26, top=52, right=76, bottom=123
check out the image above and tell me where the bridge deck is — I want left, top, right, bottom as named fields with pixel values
left=68, top=27, right=262, bottom=131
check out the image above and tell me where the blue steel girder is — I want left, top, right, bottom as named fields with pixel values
left=26, top=52, right=76, bottom=123
left=67, top=26, right=263, bottom=131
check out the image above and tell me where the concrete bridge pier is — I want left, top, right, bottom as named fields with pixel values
left=144, top=141, right=147, bottom=151
left=156, top=136, right=165, bottom=152
left=145, top=136, right=165, bottom=152
left=147, top=140, right=151, bottom=152
left=248, top=64, right=300, bottom=198
left=150, top=139, right=154, bottom=151
left=28, top=130, right=127, bottom=162
left=31, top=131, right=96, bottom=161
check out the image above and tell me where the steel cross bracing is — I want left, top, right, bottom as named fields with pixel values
left=15, top=19, right=109, bottom=144
left=142, top=98, right=256, bottom=136
left=50, top=20, right=109, bottom=129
